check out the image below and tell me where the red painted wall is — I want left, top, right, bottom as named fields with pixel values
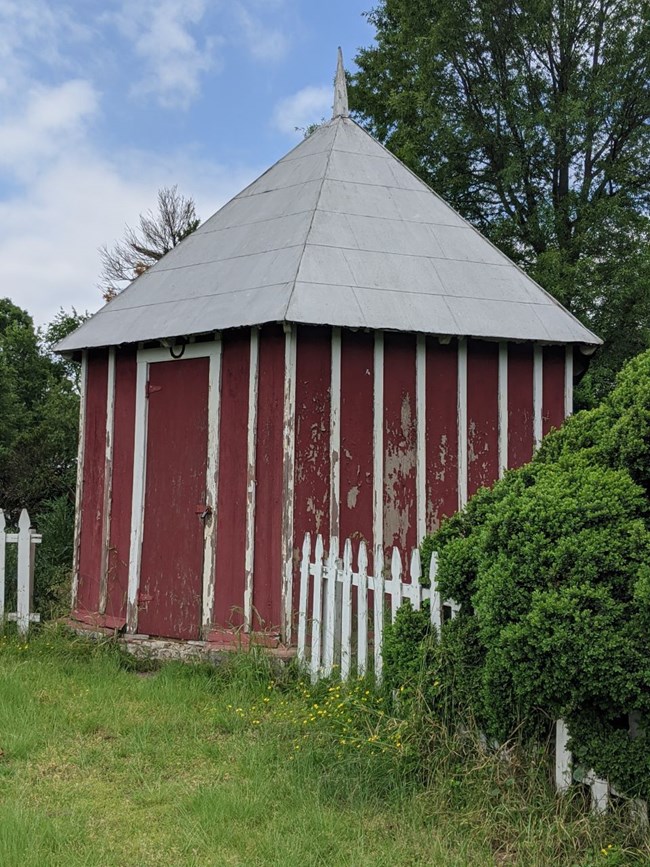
left=253, top=325, right=285, bottom=632
left=214, top=330, right=251, bottom=628
left=339, top=329, right=374, bottom=552
left=383, top=332, right=417, bottom=557
left=76, top=350, right=108, bottom=613
left=293, top=325, right=331, bottom=546
left=467, top=340, right=499, bottom=496
left=105, top=347, right=136, bottom=625
left=507, top=344, right=534, bottom=468
left=425, top=339, right=458, bottom=530
left=543, top=346, right=566, bottom=435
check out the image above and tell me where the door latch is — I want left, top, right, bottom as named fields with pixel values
left=195, top=504, right=212, bottom=521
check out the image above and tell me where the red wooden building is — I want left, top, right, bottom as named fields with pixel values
left=58, top=56, right=600, bottom=645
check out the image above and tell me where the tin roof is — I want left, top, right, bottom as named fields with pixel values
left=57, top=58, right=600, bottom=352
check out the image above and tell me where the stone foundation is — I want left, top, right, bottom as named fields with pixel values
left=65, top=618, right=296, bottom=665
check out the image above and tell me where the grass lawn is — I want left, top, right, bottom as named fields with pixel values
left=0, top=628, right=645, bottom=866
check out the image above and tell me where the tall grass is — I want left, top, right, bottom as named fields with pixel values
left=0, top=626, right=646, bottom=866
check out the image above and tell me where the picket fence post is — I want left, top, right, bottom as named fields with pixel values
left=410, top=549, right=422, bottom=610
left=340, top=540, right=353, bottom=681
left=373, top=544, right=385, bottom=683
left=0, top=508, right=41, bottom=638
left=309, top=535, right=324, bottom=683
left=322, top=537, right=338, bottom=677
left=357, top=541, right=368, bottom=677
left=429, top=550, right=442, bottom=630
left=297, top=533, right=311, bottom=664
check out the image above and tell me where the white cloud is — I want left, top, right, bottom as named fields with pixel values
left=0, top=1, right=93, bottom=81
left=0, top=148, right=259, bottom=326
left=0, top=80, right=98, bottom=177
left=236, top=4, right=289, bottom=63
left=272, top=85, right=331, bottom=135
left=113, top=0, right=220, bottom=109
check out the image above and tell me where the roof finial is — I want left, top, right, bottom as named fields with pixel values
left=333, top=47, right=349, bottom=118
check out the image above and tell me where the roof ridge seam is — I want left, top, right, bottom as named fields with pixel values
left=292, top=278, right=561, bottom=305
left=100, top=282, right=295, bottom=314
left=283, top=118, right=342, bottom=322
left=196, top=208, right=314, bottom=235
left=144, top=243, right=305, bottom=274
left=303, top=240, right=522, bottom=271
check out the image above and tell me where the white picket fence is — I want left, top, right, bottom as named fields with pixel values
left=0, top=509, right=41, bottom=637
left=296, top=533, right=458, bottom=684
left=297, top=533, right=644, bottom=818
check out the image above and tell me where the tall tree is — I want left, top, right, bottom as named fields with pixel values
left=99, top=185, right=200, bottom=301
left=351, top=0, right=650, bottom=402
left=0, top=300, right=83, bottom=515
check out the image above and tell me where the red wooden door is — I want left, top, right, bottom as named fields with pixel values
left=138, top=357, right=209, bottom=639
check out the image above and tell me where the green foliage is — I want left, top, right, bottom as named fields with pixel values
left=351, top=1, right=650, bottom=401
left=32, top=497, right=75, bottom=619
left=401, top=349, right=650, bottom=800
left=0, top=299, right=83, bottom=613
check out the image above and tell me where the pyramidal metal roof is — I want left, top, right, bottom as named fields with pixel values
left=58, top=55, right=600, bottom=352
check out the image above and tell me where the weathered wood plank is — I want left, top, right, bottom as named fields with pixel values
left=99, top=347, right=116, bottom=615
left=281, top=325, right=297, bottom=644
left=373, top=332, right=384, bottom=555
left=340, top=539, right=352, bottom=680
left=71, top=351, right=87, bottom=609
left=297, top=533, right=311, bottom=663
left=390, top=547, right=402, bottom=623
left=322, top=537, right=339, bottom=677
left=357, top=541, right=368, bottom=677
left=202, top=338, right=222, bottom=634
left=416, top=334, right=427, bottom=543
left=244, top=328, right=260, bottom=631
left=373, top=544, right=384, bottom=682
left=410, top=548, right=422, bottom=610
left=533, top=344, right=543, bottom=450
left=457, top=338, right=468, bottom=509
left=498, top=342, right=508, bottom=478
left=310, top=534, right=324, bottom=682
left=564, top=346, right=574, bottom=419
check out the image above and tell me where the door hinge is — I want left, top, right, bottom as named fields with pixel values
left=146, top=382, right=162, bottom=397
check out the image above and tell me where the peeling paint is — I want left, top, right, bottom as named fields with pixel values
left=383, top=335, right=417, bottom=556
left=346, top=485, right=359, bottom=509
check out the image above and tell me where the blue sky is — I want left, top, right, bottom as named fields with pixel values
left=0, top=0, right=375, bottom=325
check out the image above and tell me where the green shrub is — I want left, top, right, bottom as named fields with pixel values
left=399, top=349, right=650, bottom=801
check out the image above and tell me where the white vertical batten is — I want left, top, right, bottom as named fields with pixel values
left=564, top=346, right=574, bottom=419
left=126, top=357, right=149, bottom=632
left=99, top=347, right=116, bottom=614
left=329, top=327, right=342, bottom=540
left=281, top=324, right=297, bottom=644
left=244, top=328, right=260, bottom=632
left=498, top=342, right=508, bottom=479
left=373, top=331, right=384, bottom=556
left=533, top=344, right=544, bottom=449
left=416, top=334, right=427, bottom=542
left=457, top=338, right=468, bottom=509
left=201, top=337, right=222, bottom=634
left=71, top=350, right=88, bottom=610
